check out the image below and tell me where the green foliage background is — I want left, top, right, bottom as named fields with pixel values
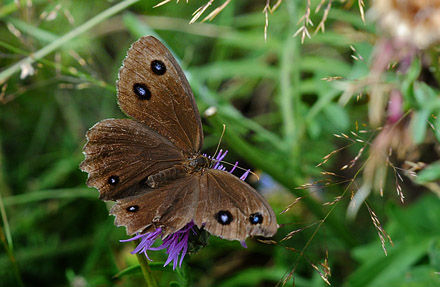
left=1, top=0, right=440, bottom=286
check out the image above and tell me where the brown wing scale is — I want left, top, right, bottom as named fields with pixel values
left=194, top=169, right=278, bottom=241
left=110, top=175, right=200, bottom=237
left=110, top=169, right=277, bottom=241
left=117, top=36, right=203, bottom=153
left=80, top=119, right=184, bottom=201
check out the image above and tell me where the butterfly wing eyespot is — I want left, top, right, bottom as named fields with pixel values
left=215, top=210, right=234, bottom=225
left=133, top=83, right=151, bottom=100
left=127, top=205, right=139, bottom=212
left=117, top=36, right=203, bottom=154
left=108, top=175, right=120, bottom=185
left=151, top=60, right=166, bottom=75
left=249, top=212, right=264, bottom=225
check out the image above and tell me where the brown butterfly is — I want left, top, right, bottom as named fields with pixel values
left=80, top=36, right=277, bottom=242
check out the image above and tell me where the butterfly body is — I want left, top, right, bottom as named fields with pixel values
left=146, top=154, right=211, bottom=188
left=80, top=36, right=278, bottom=241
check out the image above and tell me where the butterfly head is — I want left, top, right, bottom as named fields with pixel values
left=187, top=154, right=212, bottom=172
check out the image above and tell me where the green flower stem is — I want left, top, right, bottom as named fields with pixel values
left=180, top=256, right=191, bottom=287
left=0, top=0, right=139, bottom=83
left=134, top=240, right=158, bottom=287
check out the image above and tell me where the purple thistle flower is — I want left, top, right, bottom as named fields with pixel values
left=120, top=227, right=162, bottom=261
left=121, top=222, right=195, bottom=270
left=122, top=150, right=250, bottom=269
left=152, top=222, right=195, bottom=269
left=212, top=149, right=250, bottom=180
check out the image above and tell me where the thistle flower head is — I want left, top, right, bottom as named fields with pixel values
left=208, top=149, right=250, bottom=180
left=371, top=0, right=440, bottom=49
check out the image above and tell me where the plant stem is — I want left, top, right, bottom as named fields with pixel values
left=0, top=225, right=24, bottom=287
left=134, top=240, right=159, bottom=287
left=181, top=256, right=191, bottom=287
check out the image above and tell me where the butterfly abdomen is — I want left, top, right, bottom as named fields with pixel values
left=146, top=166, right=186, bottom=188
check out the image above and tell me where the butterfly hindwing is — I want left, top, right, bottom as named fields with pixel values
left=110, top=175, right=200, bottom=236
left=110, top=169, right=278, bottom=241
left=194, top=169, right=278, bottom=241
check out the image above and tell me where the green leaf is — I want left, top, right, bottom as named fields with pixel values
left=411, top=109, right=430, bottom=144
left=191, top=60, right=278, bottom=80
left=112, top=265, right=142, bottom=279
left=401, top=58, right=421, bottom=106
left=412, top=82, right=438, bottom=108
left=387, top=266, right=440, bottom=287
left=308, top=117, right=322, bottom=139
left=122, top=12, right=157, bottom=39
left=6, top=17, right=58, bottom=43
left=428, top=239, right=440, bottom=271
left=323, top=103, right=350, bottom=131
left=219, top=267, right=297, bottom=287
left=415, top=161, right=440, bottom=183
left=434, top=112, right=440, bottom=142
left=301, top=56, right=351, bottom=78
left=349, top=195, right=440, bottom=287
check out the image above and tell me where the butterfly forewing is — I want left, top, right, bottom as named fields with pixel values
left=117, top=36, right=203, bottom=154
left=80, top=119, right=184, bottom=200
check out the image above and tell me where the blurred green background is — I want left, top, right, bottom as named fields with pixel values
left=1, top=0, right=440, bottom=286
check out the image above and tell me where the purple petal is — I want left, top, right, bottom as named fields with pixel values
left=240, top=169, right=250, bottom=181
left=229, top=162, right=238, bottom=173
left=122, top=222, right=196, bottom=270
left=240, top=240, right=248, bottom=248
left=216, top=149, right=228, bottom=162
left=120, top=233, right=146, bottom=242
left=179, top=234, right=190, bottom=267
left=213, top=149, right=228, bottom=169
left=210, top=151, right=251, bottom=182
left=143, top=250, right=152, bottom=261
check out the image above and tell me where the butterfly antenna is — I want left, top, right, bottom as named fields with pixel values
left=212, top=124, right=226, bottom=159
left=211, top=125, right=259, bottom=180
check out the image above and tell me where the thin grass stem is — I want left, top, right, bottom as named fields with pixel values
left=0, top=0, right=140, bottom=84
